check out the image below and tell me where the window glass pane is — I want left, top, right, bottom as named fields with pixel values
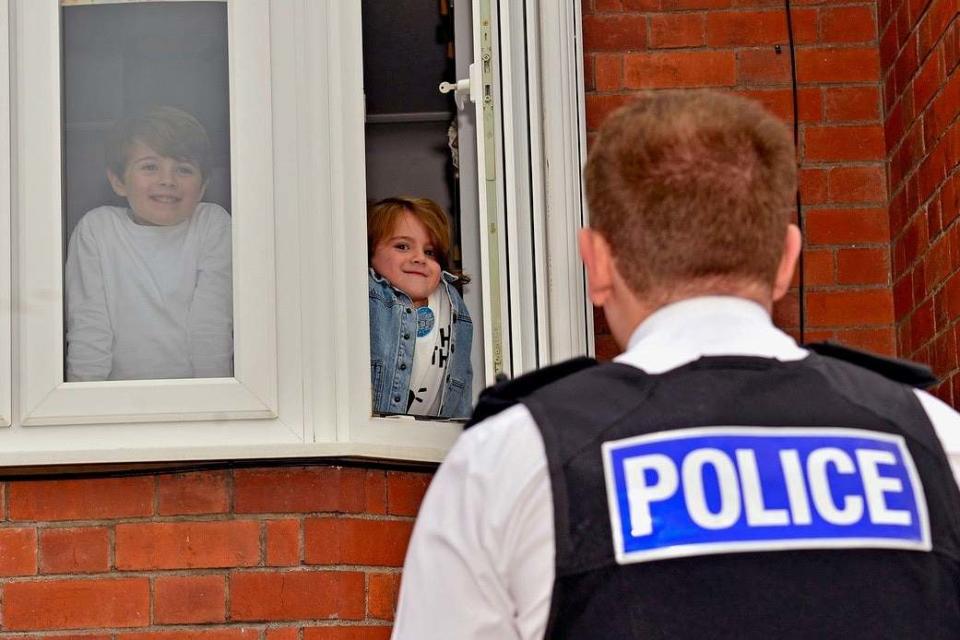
left=362, top=0, right=482, bottom=419
left=61, top=0, right=233, bottom=382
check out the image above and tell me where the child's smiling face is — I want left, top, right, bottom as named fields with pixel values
left=371, top=211, right=442, bottom=306
left=108, top=139, right=206, bottom=226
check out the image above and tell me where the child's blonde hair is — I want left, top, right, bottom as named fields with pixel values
left=368, top=196, right=462, bottom=277
left=106, top=105, right=212, bottom=181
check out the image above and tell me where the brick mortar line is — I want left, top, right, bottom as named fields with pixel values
left=877, top=0, right=949, bottom=40
left=886, top=161, right=960, bottom=217
left=230, top=565, right=406, bottom=574
left=109, top=523, right=117, bottom=571
left=800, top=122, right=892, bottom=128
left=804, top=324, right=896, bottom=331
left=884, top=100, right=960, bottom=161
left=802, top=200, right=890, bottom=206
left=891, top=284, right=953, bottom=304
left=595, top=39, right=885, bottom=51
left=297, top=515, right=305, bottom=566
left=877, top=0, right=933, bottom=33
left=585, top=78, right=883, bottom=88
left=894, top=255, right=960, bottom=280
left=799, top=159, right=889, bottom=167
left=800, top=203, right=894, bottom=209
left=0, top=621, right=395, bottom=637
left=586, top=42, right=884, bottom=52
left=224, top=564, right=232, bottom=626
left=227, top=464, right=237, bottom=514
left=803, top=286, right=895, bottom=295
left=878, top=24, right=953, bottom=83
left=1, top=512, right=419, bottom=526
left=802, top=241, right=893, bottom=248
left=587, top=4, right=877, bottom=17
left=147, top=571, right=156, bottom=628
left=151, top=474, right=160, bottom=518
left=882, top=62, right=959, bottom=119
left=801, top=283, right=895, bottom=290
left=0, top=566, right=409, bottom=582
left=887, top=141, right=960, bottom=182
left=258, top=520, right=268, bottom=567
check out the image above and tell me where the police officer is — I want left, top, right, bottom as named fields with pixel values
left=391, top=90, right=960, bottom=639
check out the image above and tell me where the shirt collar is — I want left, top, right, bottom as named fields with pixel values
left=615, top=296, right=808, bottom=374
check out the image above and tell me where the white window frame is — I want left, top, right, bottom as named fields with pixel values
left=0, top=0, right=9, bottom=428
left=16, top=0, right=278, bottom=426
left=0, top=0, right=589, bottom=467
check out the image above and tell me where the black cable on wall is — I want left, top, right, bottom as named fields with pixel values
left=784, top=0, right=806, bottom=343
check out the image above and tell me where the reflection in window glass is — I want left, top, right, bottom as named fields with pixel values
left=362, top=0, right=478, bottom=419
left=61, top=0, right=233, bottom=382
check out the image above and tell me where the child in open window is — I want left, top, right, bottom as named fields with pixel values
left=368, top=197, right=473, bottom=418
left=65, top=106, right=233, bottom=381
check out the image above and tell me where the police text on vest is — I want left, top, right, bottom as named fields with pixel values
left=601, top=427, right=930, bottom=564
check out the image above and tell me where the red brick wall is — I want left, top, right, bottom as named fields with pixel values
left=0, top=466, right=430, bottom=638
left=882, top=0, right=959, bottom=402
left=584, top=0, right=896, bottom=359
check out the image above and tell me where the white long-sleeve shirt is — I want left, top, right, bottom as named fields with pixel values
left=392, top=296, right=960, bottom=640
left=65, top=203, right=233, bottom=381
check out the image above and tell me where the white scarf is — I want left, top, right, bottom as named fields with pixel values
left=407, top=286, right=453, bottom=416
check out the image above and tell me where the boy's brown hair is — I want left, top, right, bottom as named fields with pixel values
left=368, top=196, right=455, bottom=273
left=105, top=106, right=212, bottom=180
left=585, top=90, right=797, bottom=298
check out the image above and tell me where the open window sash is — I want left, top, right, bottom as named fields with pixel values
left=343, top=0, right=506, bottom=453
left=528, top=0, right=593, bottom=364
left=346, top=0, right=590, bottom=457
left=472, top=0, right=593, bottom=382
left=474, top=0, right=592, bottom=379
left=471, top=0, right=510, bottom=385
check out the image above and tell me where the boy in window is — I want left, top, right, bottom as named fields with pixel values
left=65, top=106, right=233, bottom=381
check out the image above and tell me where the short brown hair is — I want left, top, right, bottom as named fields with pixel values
left=105, top=106, right=211, bottom=180
left=368, top=196, right=455, bottom=272
left=585, top=90, right=797, bottom=297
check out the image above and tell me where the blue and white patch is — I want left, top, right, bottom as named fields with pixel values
left=416, top=306, right=435, bottom=338
left=601, top=427, right=930, bottom=565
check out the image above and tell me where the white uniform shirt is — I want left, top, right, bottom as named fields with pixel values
left=392, top=296, right=960, bottom=640
left=65, top=203, right=233, bottom=381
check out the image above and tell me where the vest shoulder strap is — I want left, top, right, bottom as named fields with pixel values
left=805, top=340, right=937, bottom=389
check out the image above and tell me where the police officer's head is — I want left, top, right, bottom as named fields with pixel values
left=580, top=90, right=802, bottom=346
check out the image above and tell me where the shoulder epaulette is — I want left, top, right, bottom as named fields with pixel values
left=465, top=356, right=598, bottom=428
left=805, top=341, right=938, bottom=389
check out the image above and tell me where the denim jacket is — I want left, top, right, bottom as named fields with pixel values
left=369, top=269, right=474, bottom=418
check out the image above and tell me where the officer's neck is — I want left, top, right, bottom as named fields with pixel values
left=606, top=278, right=774, bottom=352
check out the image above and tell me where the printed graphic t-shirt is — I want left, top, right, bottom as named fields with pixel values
left=407, top=287, right=453, bottom=416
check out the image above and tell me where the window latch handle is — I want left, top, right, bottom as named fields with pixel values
left=439, top=77, right=471, bottom=111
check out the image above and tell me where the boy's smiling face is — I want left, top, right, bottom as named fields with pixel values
left=108, top=139, right=206, bottom=226
left=371, top=211, right=442, bottom=306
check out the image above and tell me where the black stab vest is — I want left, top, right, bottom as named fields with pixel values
left=481, top=351, right=960, bottom=639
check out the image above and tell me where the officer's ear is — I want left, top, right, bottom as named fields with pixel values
left=772, top=223, right=802, bottom=302
left=579, top=227, right=615, bottom=307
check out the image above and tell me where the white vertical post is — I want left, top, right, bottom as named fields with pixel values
left=0, top=0, right=10, bottom=426
left=538, top=0, right=593, bottom=361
